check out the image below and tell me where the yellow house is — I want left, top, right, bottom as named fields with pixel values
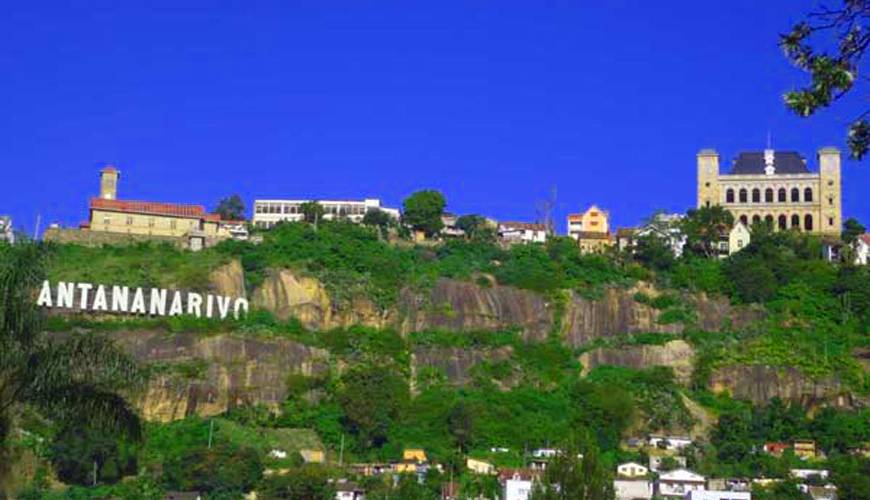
left=466, top=458, right=496, bottom=475
left=403, top=448, right=428, bottom=463
left=793, top=440, right=816, bottom=460
left=567, top=205, right=610, bottom=238
left=299, top=449, right=325, bottom=464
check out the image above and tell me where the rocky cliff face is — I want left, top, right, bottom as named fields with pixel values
left=114, top=330, right=329, bottom=422
left=708, top=365, right=854, bottom=407
left=579, top=340, right=696, bottom=384
left=209, top=260, right=247, bottom=298
left=411, top=345, right=514, bottom=391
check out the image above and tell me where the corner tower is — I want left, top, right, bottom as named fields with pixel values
left=100, top=165, right=120, bottom=200
left=818, top=147, right=841, bottom=235
left=697, top=149, right=720, bottom=208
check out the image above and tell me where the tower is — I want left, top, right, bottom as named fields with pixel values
left=697, top=149, right=720, bottom=208
left=818, top=147, right=841, bottom=235
left=100, top=165, right=120, bottom=200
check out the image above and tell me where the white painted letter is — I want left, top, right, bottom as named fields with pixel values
left=112, top=286, right=129, bottom=313
left=93, top=285, right=108, bottom=311
left=149, top=288, right=167, bottom=316
left=56, top=282, right=75, bottom=309
left=77, top=283, right=93, bottom=310
left=169, top=291, right=184, bottom=316
left=187, top=293, right=203, bottom=317
left=130, top=288, right=146, bottom=314
left=206, top=294, right=214, bottom=319
left=216, top=296, right=231, bottom=320
left=37, top=280, right=53, bottom=307
left=233, top=298, right=249, bottom=319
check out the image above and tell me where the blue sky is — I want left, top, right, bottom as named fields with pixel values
left=2, top=1, right=867, bottom=236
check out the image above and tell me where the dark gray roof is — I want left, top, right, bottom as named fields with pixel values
left=728, top=151, right=810, bottom=175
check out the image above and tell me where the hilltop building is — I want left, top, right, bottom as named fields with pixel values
left=252, top=198, right=399, bottom=229
left=697, top=146, right=842, bottom=234
left=498, top=221, right=548, bottom=244
left=567, top=205, right=615, bottom=254
left=44, top=166, right=243, bottom=250
left=0, top=216, right=13, bottom=244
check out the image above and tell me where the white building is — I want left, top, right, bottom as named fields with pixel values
left=685, top=491, right=751, bottom=500
left=617, top=462, right=649, bottom=478
left=466, top=457, right=495, bottom=475
left=499, top=469, right=536, bottom=500
left=790, top=469, right=829, bottom=481
left=0, top=216, right=13, bottom=244
left=498, top=222, right=548, bottom=244
left=333, top=481, right=365, bottom=500
left=855, top=234, right=870, bottom=265
left=252, top=198, right=399, bottom=229
left=648, top=435, right=693, bottom=451
left=614, top=479, right=653, bottom=500
left=656, top=469, right=706, bottom=497
left=634, top=213, right=687, bottom=258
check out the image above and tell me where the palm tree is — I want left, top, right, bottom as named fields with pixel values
left=0, top=243, right=146, bottom=493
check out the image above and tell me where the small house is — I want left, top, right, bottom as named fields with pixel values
left=793, top=440, right=817, bottom=460
left=614, top=479, right=652, bottom=500
left=616, top=462, right=648, bottom=478
left=466, top=458, right=496, bottom=475
left=655, top=469, right=706, bottom=497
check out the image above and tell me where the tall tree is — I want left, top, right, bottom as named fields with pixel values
left=842, top=217, right=866, bottom=243
left=362, top=208, right=394, bottom=239
left=0, top=243, right=145, bottom=492
left=531, top=433, right=614, bottom=500
left=681, top=205, right=735, bottom=258
left=402, top=190, right=446, bottom=237
left=781, top=1, right=869, bottom=159
left=214, top=194, right=246, bottom=221
left=456, top=214, right=496, bottom=242
left=300, top=201, right=326, bottom=226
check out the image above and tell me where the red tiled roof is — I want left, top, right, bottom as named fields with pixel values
left=90, top=197, right=215, bottom=220
left=498, top=468, right=538, bottom=482
left=567, top=214, right=583, bottom=221
left=859, top=234, right=870, bottom=245
left=101, top=165, right=119, bottom=173
left=575, top=231, right=613, bottom=240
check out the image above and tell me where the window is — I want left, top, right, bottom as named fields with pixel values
left=778, top=188, right=786, bottom=202
left=829, top=217, right=834, bottom=226
left=705, top=201, right=710, bottom=208
left=828, top=180, right=833, bottom=186
left=726, top=189, right=735, bottom=203
left=739, top=215, right=748, bottom=226
left=103, top=216, right=110, bottom=225
left=738, top=239, right=744, bottom=248
left=590, top=221, right=599, bottom=226
left=765, top=188, right=774, bottom=203
left=752, top=215, right=761, bottom=225
left=778, top=215, right=787, bottom=230
left=126, top=216, right=133, bottom=225
left=791, top=188, right=800, bottom=202
left=804, top=188, right=813, bottom=202
left=804, top=214, right=813, bottom=231
left=752, top=189, right=761, bottom=203
left=170, top=220, right=177, bottom=230
left=828, top=197, right=833, bottom=206
left=148, top=218, right=155, bottom=228
left=705, top=182, right=710, bottom=187
left=739, top=189, right=748, bottom=203
left=764, top=215, right=774, bottom=227
left=791, top=214, right=800, bottom=228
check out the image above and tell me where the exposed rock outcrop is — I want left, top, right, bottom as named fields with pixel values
left=115, top=330, right=329, bottom=422
left=579, top=340, right=696, bottom=384
left=209, top=259, right=246, bottom=298
left=398, top=279, right=553, bottom=340
left=412, top=345, right=514, bottom=389
left=709, top=365, right=854, bottom=407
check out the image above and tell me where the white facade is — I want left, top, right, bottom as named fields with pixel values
left=466, top=458, right=495, bottom=475
left=504, top=478, right=532, bottom=500
left=685, top=491, right=751, bottom=500
left=252, top=198, right=399, bottom=229
left=656, top=469, right=706, bottom=497
left=728, top=222, right=751, bottom=255
left=635, top=214, right=687, bottom=258
left=499, top=222, right=547, bottom=244
left=0, top=216, right=13, bottom=244
left=617, top=462, right=649, bottom=478
left=648, top=435, right=693, bottom=451
left=614, top=479, right=653, bottom=500
left=790, top=469, right=829, bottom=480
left=855, top=235, right=870, bottom=265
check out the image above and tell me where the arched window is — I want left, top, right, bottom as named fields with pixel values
left=778, top=188, right=786, bottom=202
left=791, top=188, right=800, bottom=202
left=739, top=189, right=748, bottom=203
left=726, top=189, right=735, bottom=203
left=791, top=214, right=800, bottom=229
left=752, top=189, right=761, bottom=203
left=739, top=215, right=748, bottom=226
left=765, top=188, right=774, bottom=203
left=778, top=215, right=787, bottom=230
left=804, top=214, right=813, bottom=231
left=764, top=215, right=774, bottom=227
left=752, top=215, right=761, bottom=225
left=804, top=187, right=813, bottom=202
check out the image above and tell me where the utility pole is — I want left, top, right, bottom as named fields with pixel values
left=339, top=433, right=345, bottom=466
left=208, top=419, right=214, bottom=449
left=92, top=460, right=97, bottom=487
left=33, top=213, right=41, bottom=241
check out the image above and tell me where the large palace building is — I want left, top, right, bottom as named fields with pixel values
left=697, top=146, right=841, bottom=235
